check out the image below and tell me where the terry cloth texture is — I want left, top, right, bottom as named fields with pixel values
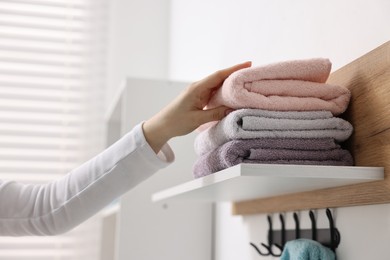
left=280, top=239, right=336, bottom=260
left=194, top=109, right=353, bottom=156
left=205, top=58, right=351, bottom=116
left=193, top=138, right=353, bottom=178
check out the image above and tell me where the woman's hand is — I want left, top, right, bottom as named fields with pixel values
left=143, top=61, right=252, bottom=153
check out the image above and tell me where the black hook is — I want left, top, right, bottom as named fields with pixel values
left=274, top=214, right=286, bottom=253
left=309, top=210, right=317, bottom=241
left=264, top=215, right=283, bottom=257
left=293, top=212, right=300, bottom=239
left=249, top=242, right=270, bottom=256
left=279, top=213, right=286, bottom=247
left=250, top=215, right=283, bottom=257
left=251, top=210, right=340, bottom=257
left=326, top=208, right=340, bottom=252
left=249, top=215, right=272, bottom=256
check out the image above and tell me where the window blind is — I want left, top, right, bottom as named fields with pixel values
left=0, top=0, right=107, bottom=259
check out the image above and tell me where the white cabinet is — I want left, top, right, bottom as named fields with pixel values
left=105, top=78, right=213, bottom=260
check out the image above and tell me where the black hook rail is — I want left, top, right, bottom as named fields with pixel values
left=250, top=208, right=340, bottom=257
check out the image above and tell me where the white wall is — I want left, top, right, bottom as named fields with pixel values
left=169, top=0, right=390, bottom=259
left=106, top=0, right=170, bottom=108
left=169, top=0, right=389, bottom=81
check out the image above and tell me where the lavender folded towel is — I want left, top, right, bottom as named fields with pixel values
left=193, top=138, right=353, bottom=178
left=205, top=58, right=351, bottom=115
left=194, top=109, right=353, bottom=156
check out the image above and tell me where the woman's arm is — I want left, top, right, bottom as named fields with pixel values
left=0, top=123, right=174, bottom=236
left=0, top=61, right=251, bottom=236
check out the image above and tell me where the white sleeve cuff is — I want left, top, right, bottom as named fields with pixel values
left=135, top=122, right=175, bottom=167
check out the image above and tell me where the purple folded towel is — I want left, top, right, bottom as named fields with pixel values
left=193, top=138, right=353, bottom=178
left=194, top=109, right=353, bottom=156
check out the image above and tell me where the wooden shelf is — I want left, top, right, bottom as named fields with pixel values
left=152, top=164, right=384, bottom=203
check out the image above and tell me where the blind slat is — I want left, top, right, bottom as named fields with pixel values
left=0, top=7, right=88, bottom=21
left=0, top=130, right=80, bottom=138
left=0, top=80, right=86, bottom=89
left=0, top=168, right=73, bottom=174
left=0, top=119, right=81, bottom=126
left=0, top=0, right=90, bottom=9
left=0, top=111, right=83, bottom=119
left=1, top=161, right=80, bottom=170
left=0, top=31, right=87, bottom=44
left=0, top=70, right=85, bottom=80
left=0, top=156, right=79, bottom=163
left=0, top=44, right=85, bottom=56
left=0, top=86, right=84, bottom=96
left=0, top=142, right=80, bottom=149
left=0, top=62, right=89, bottom=76
left=0, top=56, right=84, bottom=67
left=0, top=151, right=81, bottom=160
left=0, top=101, right=83, bottom=108
left=0, top=20, right=88, bottom=32
left=0, top=91, right=83, bottom=101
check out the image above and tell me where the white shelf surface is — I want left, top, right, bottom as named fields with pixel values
left=152, top=163, right=384, bottom=203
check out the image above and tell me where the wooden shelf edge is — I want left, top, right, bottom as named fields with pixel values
left=232, top=180, right=389, bottom=215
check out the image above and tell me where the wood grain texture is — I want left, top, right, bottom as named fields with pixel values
left=233, top=41, right=390, bottom=215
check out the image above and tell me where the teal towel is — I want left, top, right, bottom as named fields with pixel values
left=280, top=239, right=335, bottom=260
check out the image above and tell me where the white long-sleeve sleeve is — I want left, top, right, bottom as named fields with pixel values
left=0, top=123, right=174, bottom=236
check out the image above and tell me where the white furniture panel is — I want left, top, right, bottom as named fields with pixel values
left=106, top=78, right=213, bottom=260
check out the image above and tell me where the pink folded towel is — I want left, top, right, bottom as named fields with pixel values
left=194, top=109, right=353, bottom=156
left=205, top=58, right=351, bottom=117
left=193, top=138, right=353, bottom=178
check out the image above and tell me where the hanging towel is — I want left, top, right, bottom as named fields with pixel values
left=203, top=58, right=350, bottom=118
left=280, top=239, right=336, bottom=260
left=193, top=138, right=353, bottom=178
left=194, top=109, right=353, bottom=156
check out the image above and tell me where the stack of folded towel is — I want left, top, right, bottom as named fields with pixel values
left=193, top=58, right=354, bottom=178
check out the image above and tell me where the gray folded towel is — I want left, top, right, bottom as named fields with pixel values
left=193, top=138, right=353, bottom=178
left=194, top=109, right=353, bottom=156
